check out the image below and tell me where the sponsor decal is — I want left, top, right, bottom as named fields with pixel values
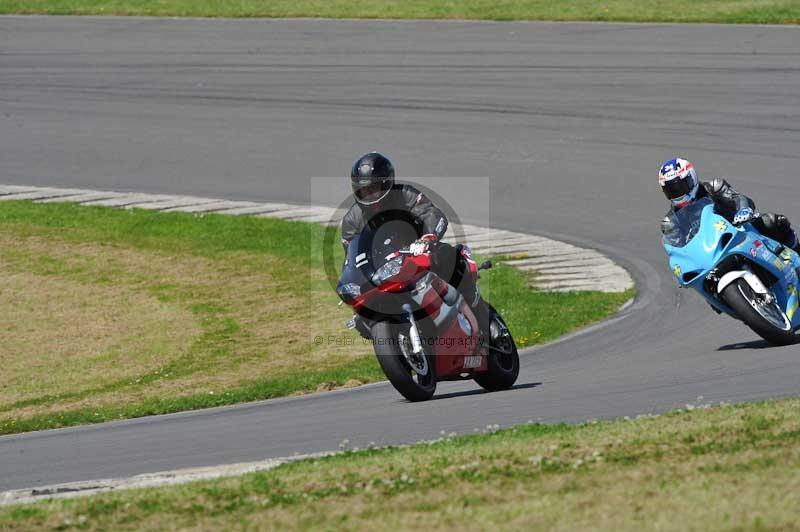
left=660, top=162, right=678, bottom=181
left=714, top=220, right=728, bottom=232
left=754, top=240, right=763, bottom=248
left=750, top=248, right=758, bottom=258
left=462, top=355, right=482, bottom=369
left=773, top=257, right=786, bottom=271
left=673, top=264, right=682, bottom=278
left=781, top=248, right=794, bottom=262
left=787, top=285, right=799, bottom=320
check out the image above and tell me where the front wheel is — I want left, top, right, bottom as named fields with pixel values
left=473, top=304, right=520, bottom=391
left=372, top=321, right=437, bottom=401
left=721, top=278, right=796, bottom=346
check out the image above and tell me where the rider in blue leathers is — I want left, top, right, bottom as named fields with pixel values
left=659, top=157, right=800, bottom=254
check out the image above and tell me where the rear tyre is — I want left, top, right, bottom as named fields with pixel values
left=473, top=304, right=520, bottom=391
left=721, top=278, right=797, bottom=346
left=372, top=321, right=436, bottom=401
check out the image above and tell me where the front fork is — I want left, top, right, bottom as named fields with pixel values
left=402, top=303, right=424, bottom=354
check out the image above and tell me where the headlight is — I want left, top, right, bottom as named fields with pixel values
left=372, top=257, right=403, bottom=284
left=337, top=282, right=361, bottom=302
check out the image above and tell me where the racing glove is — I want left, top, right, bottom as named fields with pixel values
left=409, top=234, right=438, bottom=256
left=733, top=208, right=757, bottom=226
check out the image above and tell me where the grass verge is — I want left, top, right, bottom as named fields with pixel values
left=0, top=0, right=798, bottom=23
left=3, top=396, right=799, bottom=530
left=0, top=200, right=630, bottom=435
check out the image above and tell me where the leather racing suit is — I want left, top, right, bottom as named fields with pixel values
left=662, top=178, right=799, bottom=251
left=341, top=183, right=491, bottom=340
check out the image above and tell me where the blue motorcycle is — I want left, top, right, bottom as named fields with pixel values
left=663, top=197, right=800, bottom=345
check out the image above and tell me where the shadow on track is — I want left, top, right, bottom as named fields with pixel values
left=427, top=381, right=542, bottom=402
left=718, top=339, right=774, bottom=351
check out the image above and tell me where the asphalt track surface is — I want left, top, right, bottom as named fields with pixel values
left=1, top=17, right=799, bottom=491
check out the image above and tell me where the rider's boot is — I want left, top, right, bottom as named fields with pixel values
left=785, top=229, right=800, bottom=256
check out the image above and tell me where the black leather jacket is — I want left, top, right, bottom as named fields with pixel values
left=341, top=184, right=449, bottom=248
left=662, top=178, right=754, bottom=234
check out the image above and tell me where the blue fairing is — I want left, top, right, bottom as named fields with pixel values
left=663, top=197, right=800, bottom=327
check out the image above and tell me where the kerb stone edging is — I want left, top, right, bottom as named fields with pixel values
left=0, top=185, right=633, bottom=292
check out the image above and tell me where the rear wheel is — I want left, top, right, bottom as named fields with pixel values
left=372, top=321, right=436, bottom=401
left=721, top=278, right=796, bottom=346
left=473, top=304, right=520, bottom=391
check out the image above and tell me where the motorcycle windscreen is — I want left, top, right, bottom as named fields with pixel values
left=662, top=197, right=714, bottom=248
left=340, top=221, right=420, bottom=288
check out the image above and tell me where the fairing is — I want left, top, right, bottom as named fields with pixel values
left=663, top=197, right=800, bottom=326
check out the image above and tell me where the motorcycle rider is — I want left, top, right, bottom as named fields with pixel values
left=341, top=151, right=493, bottom=342
left=659, top=157, right=800, bottom=254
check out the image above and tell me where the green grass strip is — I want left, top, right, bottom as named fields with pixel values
left=0, top=356, right=383, bottom=434
left=3, top=397, right=800, bottom=530
left=0, top=0, right=798, bottom=24
left=0, top=200, right=631, bottom=435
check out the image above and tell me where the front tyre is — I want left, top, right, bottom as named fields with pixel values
left=473, top=304, right=520, bottom=391
left=372, top=321, right=436, bottom=401
left=721, top=278, right=797, bottom=346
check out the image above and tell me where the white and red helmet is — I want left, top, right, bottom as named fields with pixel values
left=659, top=157, right=699, bottom=209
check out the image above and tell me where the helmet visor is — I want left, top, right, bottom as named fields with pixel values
left=662, top=176, right=693, bottom=201
left=354, top=179, right=393, bottom=205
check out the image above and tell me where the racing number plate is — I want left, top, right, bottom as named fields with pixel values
left=462, top=355, right=482, bottom=369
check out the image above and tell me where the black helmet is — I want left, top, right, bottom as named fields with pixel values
left=350, top=152, right=395, bottom=206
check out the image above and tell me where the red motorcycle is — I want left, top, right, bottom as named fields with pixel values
left=337, top=224, right=519, bottom=401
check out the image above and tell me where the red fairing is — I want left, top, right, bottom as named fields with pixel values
left=407, top=253, right=432, bottom=270
left=353, top=253, right=432, bottom=310
left=383, top=254, right=430, bottom=291
left=349, top=249, right=489, bottom=379
left=434, top=302, right=487, bottom=376
left=418, top=282, right=443, bottom=320
left=431, top=276, right=450, bottom=299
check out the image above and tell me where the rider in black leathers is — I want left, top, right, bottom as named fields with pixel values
left=341, top=152, right=492, bottom=340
